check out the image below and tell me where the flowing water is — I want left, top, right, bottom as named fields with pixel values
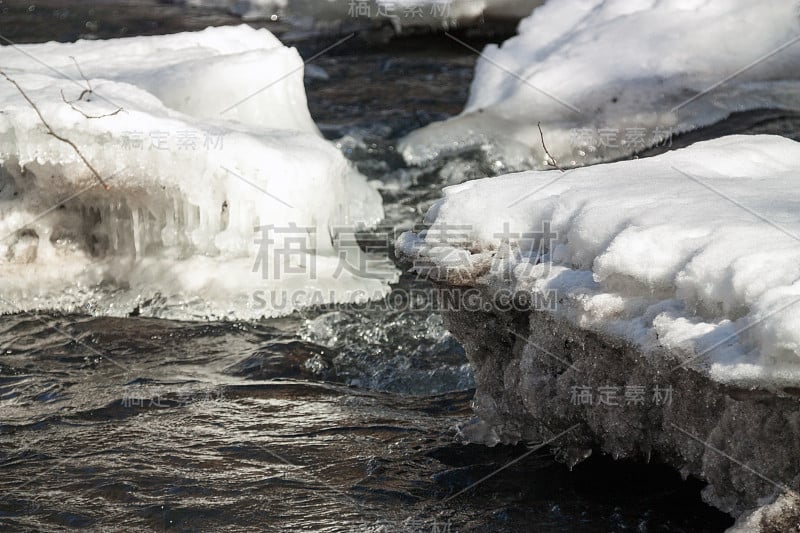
left=0, top=2, right=774, bottom=530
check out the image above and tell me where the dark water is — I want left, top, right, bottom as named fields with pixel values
left=0, top=314, right=732, bottom=532
left=0, top=3, right=748, bottom=531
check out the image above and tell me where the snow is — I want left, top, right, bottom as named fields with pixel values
left=400, top=0, right=800, bottom=169
left=398, top=135, right=800, bottom=389
left=0, top=26, right=395, bottom=320
left=0, top=25, right=318, bottom=132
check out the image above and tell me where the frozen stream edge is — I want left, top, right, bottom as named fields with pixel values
left=437, top=287, right=800, bottom=531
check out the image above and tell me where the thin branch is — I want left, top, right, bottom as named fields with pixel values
left=1, top=70, right=110, bottom=190
left=68, top=55, right=92, bottom=95
left=538, top=121, right=564, bottom=172
left=60, top=89, right=122, bottom=119
left=60, top=57, right=123, bottom=118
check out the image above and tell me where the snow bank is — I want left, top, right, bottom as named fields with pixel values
left=398, top=135, right=800, bottom=389
left=400, top=0, right=800, bottom=169
left=0, top=26, right=395, bottom=320
left=399, top=135, right=800, bottom=527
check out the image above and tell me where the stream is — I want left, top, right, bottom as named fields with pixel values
left=0, top=2, right=757, bottom=530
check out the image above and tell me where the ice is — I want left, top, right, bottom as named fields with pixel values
left=400, top=0, right=800, bottom=169
left=0, top=26, right=395, bottom=320
left=398, top=135, right=800, bottom=528
left=398, top=135, right=800, bottom=389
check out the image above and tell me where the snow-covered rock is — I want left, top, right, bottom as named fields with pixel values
left=398, top=135, right=800, bottom=528
left=0, top=26, right=395, bottom=320
left=400, top=0, right=800, bottom=169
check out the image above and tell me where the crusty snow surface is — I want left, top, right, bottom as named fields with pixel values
left=399, top=135, right=800, bottom=388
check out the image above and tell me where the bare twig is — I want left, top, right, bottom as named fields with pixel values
left=60, top=89, right=122, bottom=119
left=60, top=57, right=123, bottom=119
left=538, top=121, right=564, bottom=172
left=69, top=56, right=92, bottom=96
left=1, top=69, right=110, bottom=190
